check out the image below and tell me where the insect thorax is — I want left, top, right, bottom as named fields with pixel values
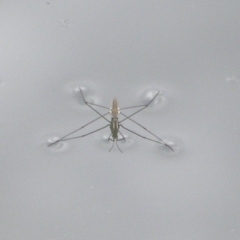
left=110, top=98, right=120, bottom=118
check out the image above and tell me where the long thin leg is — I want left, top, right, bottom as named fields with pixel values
left=120, top=125, right=174, bottom=152
left=119, top=91, right=160, bottom=123
left=118, top=130, right=126, bottom=141
left=85, top=102, right=109, bottom=110
left=50, top=124, right=109, bottom=143
left=87, top=100, right=154, bottom=111
left=116, top=141, right=123, bottom=153
left=109, top=141, right=115, bottom=152
left=47, top=112, right=109, bottom=147
left=120, top=112, right=166, bottom=145
left=107, top=133, right=112, bottom=141
left=117, top=137, right=125, bottom=141
left=80, top=88, right=110, bottom=123
left=121, top=104, right=147, bottom=110
left=108, top=139, right=123, bottom=152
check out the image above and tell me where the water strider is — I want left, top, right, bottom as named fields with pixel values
left=48, top=88, right=174, bottom=152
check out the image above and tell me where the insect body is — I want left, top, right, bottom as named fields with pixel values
left=108, top=98, right=125, bottom=152
left=48, top=88, right=174, bottom=152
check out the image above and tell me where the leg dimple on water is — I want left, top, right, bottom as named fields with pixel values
left=80, top=87, right=99, bottom=105
left=158, top=136, right=184, bottom=156
left=118, top=135, right=135, bottom=147
left=65, top=82, right=99, bottom=106
left=47, top=137, right=68, bottom=151
left=141, top=88, right=164, bottom=107
left=100, top=135, right=112, bottom=145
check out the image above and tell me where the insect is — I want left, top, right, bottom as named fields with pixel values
left=48, top=88, right=174, bottom=152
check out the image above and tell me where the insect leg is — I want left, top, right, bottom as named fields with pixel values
left=121, top=104, right=147, bottom=110
left=108, top=133, right=112, bottom=141
left=51, top=124, right=110, bottom=143
left=116, top=141, right=123, bottom=153
left=118, top=130, right=126, bottom=141
left=120, top=112, right=167, bottom=145
left=109, top=141, right=115, bottom=152
left=48, top=112, right=109, bottom=147
left=120, top=125, right=174, bottom=152
left=119, top=91, right=160, bottom=123
left=85, top=102, right=109, bottom=109
left=80, top=88, right=110, bottom=122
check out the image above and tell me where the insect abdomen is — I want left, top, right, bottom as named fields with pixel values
left=110, top=118, right=120, bottom=140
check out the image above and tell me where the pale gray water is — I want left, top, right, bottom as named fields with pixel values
left=1, top=1, right=240, bottom=239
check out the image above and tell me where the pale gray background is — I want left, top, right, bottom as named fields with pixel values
left=1, top=1, right=240, bottom=239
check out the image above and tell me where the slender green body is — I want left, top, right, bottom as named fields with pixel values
left=110, top=117, right=120, bottom=140
left=109, top=97, right=121, bottom=141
